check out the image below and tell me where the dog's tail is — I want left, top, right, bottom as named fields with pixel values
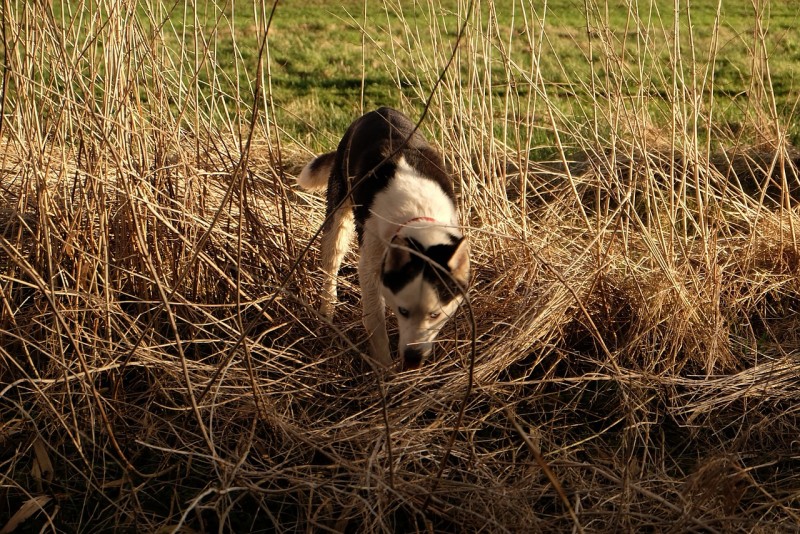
left=297, top=151, right=335, bottom=191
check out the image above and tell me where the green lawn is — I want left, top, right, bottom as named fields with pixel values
left=254, top=1, right=800, bottom=149
left=42, top=1, right=800, bottom=153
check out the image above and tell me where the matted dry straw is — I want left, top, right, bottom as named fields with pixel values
left=1, top=1, right=799, bottom=532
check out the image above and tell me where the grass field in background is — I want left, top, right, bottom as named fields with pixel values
left=49, top=1, right=800, bottom=149
left=169, top=1, right=800, bottom=148
left=1, top=1, right=800, bottom=532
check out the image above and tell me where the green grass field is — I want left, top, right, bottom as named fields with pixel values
left=48, top=1, right=800, bottom=148
left=200, top=0, right=800, bottom=147
left=2, top=1, right=799, bottom=532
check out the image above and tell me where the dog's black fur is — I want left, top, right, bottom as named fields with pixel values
left=319, top=107, right=456, bottom=243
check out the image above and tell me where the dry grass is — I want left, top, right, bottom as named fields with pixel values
left=1, top=0, right=799, bottom=532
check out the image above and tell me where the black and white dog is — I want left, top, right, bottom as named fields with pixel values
left=297, top=107, right=470, bottom=370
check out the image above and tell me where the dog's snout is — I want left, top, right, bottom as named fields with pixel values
left=402, top=348, right=424, bottom=370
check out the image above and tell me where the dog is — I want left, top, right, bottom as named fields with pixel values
left=297, top=107, right=470, bottom=370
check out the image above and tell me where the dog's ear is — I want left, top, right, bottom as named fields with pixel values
left=447, top=237, right=470, bottom=288
left=385, top=236, right=412, bottom=272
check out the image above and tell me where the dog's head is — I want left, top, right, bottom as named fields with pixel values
left=381, top=231, right=470, bottom=370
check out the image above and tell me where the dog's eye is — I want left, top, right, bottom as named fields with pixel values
left=398, top=307, right=409, bottom=318
left=429, top=312, right=441, bottom=319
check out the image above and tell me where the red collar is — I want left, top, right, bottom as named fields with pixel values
left=402, top=216, right=437, bottom=226
left=391, top=216, right=438, bottom=240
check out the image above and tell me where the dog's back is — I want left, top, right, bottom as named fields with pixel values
left=299, top=107, right=455, bottom=241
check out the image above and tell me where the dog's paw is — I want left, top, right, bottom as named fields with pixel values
left=370, top=348, right=394, bottom=370
left=319, top=300, right=334, bottom=320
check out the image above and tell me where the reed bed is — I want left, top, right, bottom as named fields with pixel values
left=1, top=0, right=798, bottom=532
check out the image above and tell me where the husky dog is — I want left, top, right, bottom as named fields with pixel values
left=297, top=107, right=470, bottom=370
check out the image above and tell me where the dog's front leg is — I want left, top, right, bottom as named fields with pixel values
left=358, top=239, right=393, bottom=368
left=362, top=285, right=392, bottom=368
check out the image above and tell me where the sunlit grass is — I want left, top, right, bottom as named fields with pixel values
left=1, top=0, right=798, bottom=532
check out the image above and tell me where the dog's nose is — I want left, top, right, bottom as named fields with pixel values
left=402, top=348, right=424, bottom=370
